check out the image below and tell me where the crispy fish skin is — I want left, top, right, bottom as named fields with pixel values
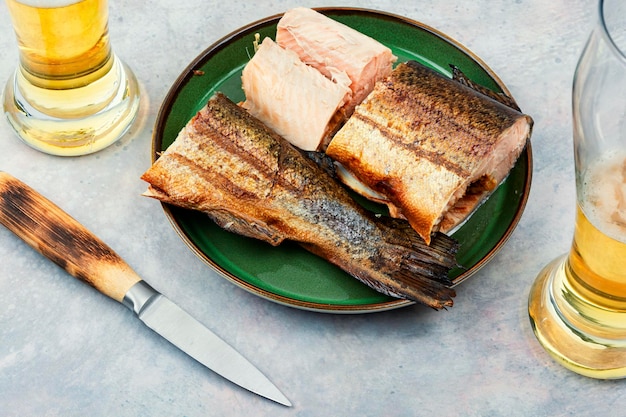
left=326, top=61, right=533, bottom=244
left=142, top=93, right=458, bottom=309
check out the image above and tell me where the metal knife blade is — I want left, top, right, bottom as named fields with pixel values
left=123, top=280, right=291, bottom=406
left=0, top=172, right=291, bottom=407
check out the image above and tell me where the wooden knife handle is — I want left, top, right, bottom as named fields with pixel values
left=0, top=172, right=141, bottom=302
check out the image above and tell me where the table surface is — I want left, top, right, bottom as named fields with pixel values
left=1, top=1, right=621, bottom=416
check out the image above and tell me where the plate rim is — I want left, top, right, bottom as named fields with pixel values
left=151, top=7, right=533, bottom=313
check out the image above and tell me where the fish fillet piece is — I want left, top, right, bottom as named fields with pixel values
left=241, top=37, right=351, bottom=152
left=276, top=7, right=397, bottom=114
left=326, top=60, right=533, bottom=244
left=141, top=93, right=459, bottom=309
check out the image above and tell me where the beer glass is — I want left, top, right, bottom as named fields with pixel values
left=528, top=0, right=626, bottom=379
left=2, top=0, right=140, bottom=156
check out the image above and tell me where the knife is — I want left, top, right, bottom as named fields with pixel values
left=0, top=172, right=291, bottom=407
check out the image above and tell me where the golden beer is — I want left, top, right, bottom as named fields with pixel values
left=529, top=153, right=626, bottom=379
left=2, top=0, right=140, bottom=156
left=568, top=156, right=626, bottom=307
left=6, top=0, right=112, bottom=89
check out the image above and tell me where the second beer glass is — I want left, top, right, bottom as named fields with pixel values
left=528, top=0, right=626, bottom=379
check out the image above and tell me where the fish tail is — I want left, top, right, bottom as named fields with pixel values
left=371, top=217, right=458, bottom=309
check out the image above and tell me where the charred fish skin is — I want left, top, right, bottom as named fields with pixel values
left=142, top=93, right=458, bottom=309
left=326, top=60, right=533, bottom=244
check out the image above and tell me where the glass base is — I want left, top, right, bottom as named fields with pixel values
left=2, top=54, right=140, bottom=156
left=528, top=254, right=626, bottom=379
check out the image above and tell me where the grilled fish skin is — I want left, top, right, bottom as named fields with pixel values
left=142, top=93, right=458, bottom=309
left=326, top=60, right=533, bottom=244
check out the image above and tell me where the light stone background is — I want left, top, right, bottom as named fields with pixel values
left=1, top=1, right=620, bottom=416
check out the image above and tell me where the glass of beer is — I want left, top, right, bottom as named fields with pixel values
left=528, top=0, right=626, bottom=379
left=2, top=0, right=140, bottom=156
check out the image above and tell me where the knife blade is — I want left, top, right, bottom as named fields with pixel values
left=0, top=172, right=291, bottom=407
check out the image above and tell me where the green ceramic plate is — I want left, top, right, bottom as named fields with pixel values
left=152, top=8, right=533, bottom=313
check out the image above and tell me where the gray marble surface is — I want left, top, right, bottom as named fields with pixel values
left=1, top=0, right=621, bottom=416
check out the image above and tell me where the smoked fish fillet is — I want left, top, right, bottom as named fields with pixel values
left=276, top=7, right=397, bottom=113
left=326, top=61, right=533, bottom=244
left=241, top=37, right=351, bottom=152
left=141, top=93, right=459, bottom=309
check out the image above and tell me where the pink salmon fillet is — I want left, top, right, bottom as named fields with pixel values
left=241, top=37, right=351, bottom=151
left=276, top=7, right=397, bottom=114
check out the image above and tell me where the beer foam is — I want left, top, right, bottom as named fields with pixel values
left=582, top=152, right=626, bottom=242
left=14, top=0, right=83, bottom=7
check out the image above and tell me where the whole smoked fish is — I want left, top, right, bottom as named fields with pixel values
left=326, top=61, right=533, bottom=244
left=141, top=93, right=458, bottom=309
